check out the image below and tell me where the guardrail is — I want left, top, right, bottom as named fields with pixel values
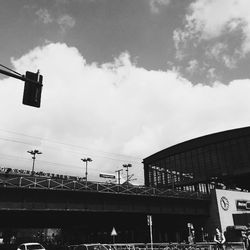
left=0, top=174, right=209, bottom=200
left=67, top=242, right=246, bottom=250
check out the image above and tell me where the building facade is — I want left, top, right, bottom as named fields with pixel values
left=143, top=126, right=250, bottom=194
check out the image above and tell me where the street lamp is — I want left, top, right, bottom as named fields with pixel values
left=27, top=149, right=42, bottom=175
left=123, top=163, right=132, bottom=184
left=81, top=157, right=92, bottom=186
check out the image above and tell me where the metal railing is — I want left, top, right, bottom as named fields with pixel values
left=67, top=242, right=246, bottom=250
left=0, top=174, right=209, bottom=200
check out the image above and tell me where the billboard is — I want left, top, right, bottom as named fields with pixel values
left=215, top=189, right=250, bottom=233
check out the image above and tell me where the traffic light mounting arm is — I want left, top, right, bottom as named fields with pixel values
left=0, top=68, right=43, bottom=87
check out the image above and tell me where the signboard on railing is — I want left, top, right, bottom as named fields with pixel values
left=99, top=173, right=116, bottom=179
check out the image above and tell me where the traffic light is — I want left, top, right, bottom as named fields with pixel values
left=22, top=71, right=43, bottom=108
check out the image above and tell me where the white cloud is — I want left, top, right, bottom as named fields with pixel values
left=206, top=42, right=237, bottom=69
left=207, top=43, right=228, bottom=60
left=186, top=0, right=250, bottom=41
left=149, top=0, right=171, bottom=14
left=192, top=0, right=250, bottom=49
left=186, top=59, right=198, bottom=74
left=174, top=0, right=250, bottom=68
left=36, top=8, right=53, bottom=24
left=1, top=43, right=250, bottom=184
left=35, top=8, right=76, bottom=33
left=55, top=0, right=71, bottom=4
left=222, top=55, right=237, bottom=69
left=206, top=67, right=217, bottom=81
left=57, top=14, right=76, bottom=33
left=173, top=29, right=189, bottom=60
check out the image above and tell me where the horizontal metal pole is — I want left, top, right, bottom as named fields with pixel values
left=0, top=68, right=43, bottom=86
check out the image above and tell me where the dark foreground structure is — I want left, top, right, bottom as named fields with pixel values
left=1, top=127, right=250, bottom=246
left=143, top=126, right=250, bottom=193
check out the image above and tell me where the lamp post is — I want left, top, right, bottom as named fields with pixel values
left=27, top=149, right=42, bottom=175
left=81, top=157, right=92, bottom=186
left=123, top=163, right=132, bottom=185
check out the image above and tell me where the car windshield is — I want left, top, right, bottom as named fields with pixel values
left=27, top=244, right=44, bottom=250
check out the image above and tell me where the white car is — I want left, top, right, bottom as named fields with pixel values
left=17, top=242, right=46, bottom=250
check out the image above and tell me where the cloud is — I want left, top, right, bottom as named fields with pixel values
left=186, top=59, right=198, bottom=75
left=1, top=43, right=250, bottom=184
left=57, top=14, right=76, bottom=33
left=174, top=0, right=250, bottom=68
left=206, top=42, right=237, bottom=69
left=35, top=8, right=75, bottom=33
left=206, top=67, right=217, bottom=81
left=36, top=8, right=53, bottom=24
left=186, top=0, right=250, bottom=42
left=207, top=43, right=228, bottom=60
left=55, top=0, right=71, bottom=4
left=149, top=0, right=171, bottom=14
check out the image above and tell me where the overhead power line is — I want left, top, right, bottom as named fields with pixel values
left=0, top=136, right=37, bottom=146
left=0, top=128, right=143, bottom=162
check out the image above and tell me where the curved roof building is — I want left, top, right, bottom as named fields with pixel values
left=143, top=126, right=250, bottom=193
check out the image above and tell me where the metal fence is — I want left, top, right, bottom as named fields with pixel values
left=0, top=174, right=209, bottom=200
left=67, top=242, right=246, bottom=250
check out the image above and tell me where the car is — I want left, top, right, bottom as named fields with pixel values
left=17, top=242, right=46, bottom=250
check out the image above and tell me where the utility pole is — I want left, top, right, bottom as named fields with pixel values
left=115, top=169, right=123, bottom=185
left=81, top=157, right=92, bottom=186
left=147, top=215, right=153, bottom=250
left=27, top=149, right=42, bottom=175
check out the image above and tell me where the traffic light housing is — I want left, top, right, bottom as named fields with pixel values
left=22, top=71, right=43, bottom=108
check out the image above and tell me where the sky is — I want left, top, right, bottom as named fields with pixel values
left=1, top=0, right=250, bottom=184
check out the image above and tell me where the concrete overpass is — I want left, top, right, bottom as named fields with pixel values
left=0, top=174, right=210, bottom=243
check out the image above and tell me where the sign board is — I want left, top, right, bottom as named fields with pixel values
left=111, top=227, right=117, bottom=236
left=236, top=200, right=250, bottom=210
left=100, top=173, right=116, bottom=179
left=147, top=215, right=152, bottom=226
left=215, top=189, right=250, bottom=233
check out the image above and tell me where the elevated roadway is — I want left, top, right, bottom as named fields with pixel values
left=0, top=173, right=210, bottom=242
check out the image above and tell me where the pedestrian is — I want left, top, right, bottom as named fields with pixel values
left=246, top=231, right=250, bottom=250
left=214, top=227, right=226, bottom=250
